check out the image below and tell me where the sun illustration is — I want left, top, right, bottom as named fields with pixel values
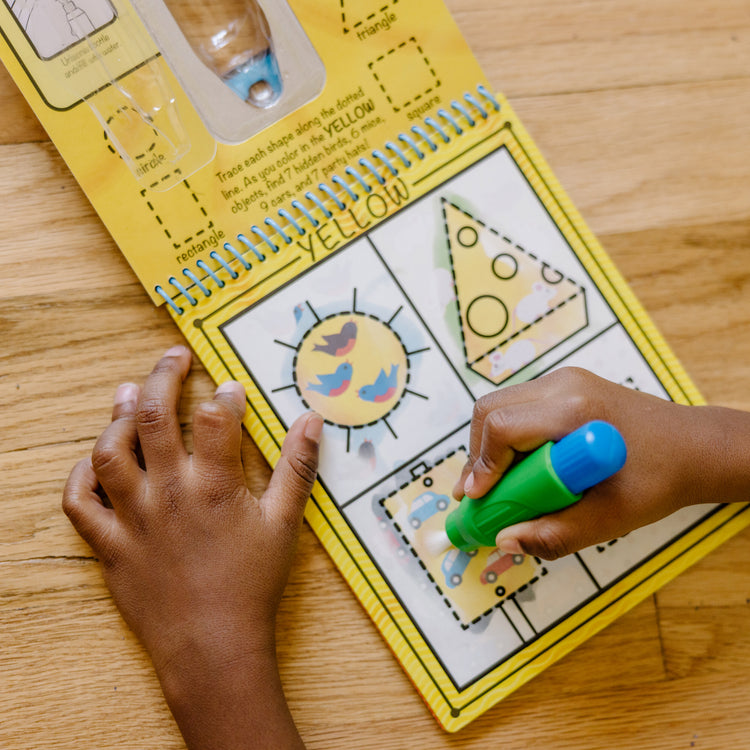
left=272, top=291, right=429, bottom=449
left=295, top=311, right=409, bottom=427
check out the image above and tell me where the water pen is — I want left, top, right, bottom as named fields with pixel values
left=426, top=421, right=627, bottom=556
left=164, top=0, right=282, bottom=107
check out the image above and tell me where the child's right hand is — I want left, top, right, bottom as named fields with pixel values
left=454, top=367, right=750, bottom=560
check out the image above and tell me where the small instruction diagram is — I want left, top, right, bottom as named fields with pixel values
left=5, top=0, right=115, bottom=58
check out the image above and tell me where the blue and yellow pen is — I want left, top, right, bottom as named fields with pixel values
left=427, top=421, right=627, bottom=555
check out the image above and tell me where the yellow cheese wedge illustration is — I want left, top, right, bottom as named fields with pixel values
left=443, top=199, right=588, bottom=383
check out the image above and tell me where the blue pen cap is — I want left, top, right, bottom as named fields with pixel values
left=549, top=421, right=627, bottom=494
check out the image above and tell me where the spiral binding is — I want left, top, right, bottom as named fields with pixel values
left=155, top=85, right=500, bottom=314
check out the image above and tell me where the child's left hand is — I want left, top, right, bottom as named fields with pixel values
left=63, top=346, right=321, bottom=749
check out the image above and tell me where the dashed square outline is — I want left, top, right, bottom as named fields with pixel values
left=368, top=36, right=441, bottom=113
left=338, top=0, right=399, bottom=34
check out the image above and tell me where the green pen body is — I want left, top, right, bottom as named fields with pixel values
left=445, top=442, right=579, bottom=551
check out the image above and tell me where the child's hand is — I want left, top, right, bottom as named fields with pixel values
left=63, top=346, right=321, bottom=749
left=454, top=367, right=750, bottom=560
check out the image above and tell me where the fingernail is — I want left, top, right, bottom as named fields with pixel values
left=304, top=413, right=324, bottom=444
left=496, top=534, right=524, bottom=556
left=114, top=383, right=138, bottom=406
left=463, top=473, right=475, bottom=496
left=215, top=380, right=246, bottom=400
left=164, top=345, right=190, bottom=358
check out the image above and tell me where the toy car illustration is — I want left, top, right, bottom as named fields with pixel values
left=407, top=490, right=450, bottom=528
left=441, top=547, right=478, bottom=588
left=480, top=549, right=525, bottom=584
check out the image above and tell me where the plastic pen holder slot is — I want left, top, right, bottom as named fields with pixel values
left=0, top=0, right=194, bottom=190
left=131, top=0, right=326, bottom=145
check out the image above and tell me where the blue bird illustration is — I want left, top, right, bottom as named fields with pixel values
left=306, top=362, right=353, bottom=397
left=358, top=364, right=399, bottom=402
left=293, top=303, right=304, bottom=323
left=313, top=321, right=358, bottom=356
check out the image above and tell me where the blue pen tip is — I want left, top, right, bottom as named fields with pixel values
left=223, top=50, right=282, bottom=107
left=549, top=421, right=627, bottom=494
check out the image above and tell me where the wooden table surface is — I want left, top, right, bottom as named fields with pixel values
left=2, top=1, right=750, bottom=748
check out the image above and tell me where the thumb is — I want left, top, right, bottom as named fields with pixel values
left=495, top=487, right=625, bottom=560
left=495, top=517, right=575, bottom=561
left=262, top=412, right=323, bottom=529
left=496, top=503, right=599, bottom=561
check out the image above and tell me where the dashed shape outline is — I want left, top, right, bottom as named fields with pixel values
left=368, top=36, right=441, bottom=113
left=339, top=0, right=399, bottom=33
left=378, top=447, right=547, bottom=630
left=441, top=197, right=587, bottom=371
left=103, top=120, right=213, bottom=248
left=103, top=107, right=184, bottom=191
left=138, top=179, right=213, bottom=249
left=292, top=308, right=413, bottom=430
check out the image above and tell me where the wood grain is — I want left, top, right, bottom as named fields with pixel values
left=2, top=1, right=749, bottom=748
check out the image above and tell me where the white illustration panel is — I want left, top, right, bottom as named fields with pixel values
left=222, top=238, right=475, bottom=505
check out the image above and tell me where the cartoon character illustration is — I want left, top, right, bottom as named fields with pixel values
left=513, top=282, right=556, bottom=328
left=293, top=303, right=304, bottom=323
left=306, top=362, right=353, bottom=397
left=480, top=549, right=525, bottom=584
left=488, top=339, right=537, bottom=377
left=441, top=548, right=478, bottom=588
left=407, top=489, right=450, bottom=528
left=358, top=364, right=399, bottom=402
left=313, top=320, right=358, bottom=356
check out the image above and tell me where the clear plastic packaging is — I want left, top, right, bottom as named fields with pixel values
left=163, top=0, right=282, bottom=107
left=131, top=0, right=326, bottom=144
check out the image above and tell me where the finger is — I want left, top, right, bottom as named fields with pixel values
left=463, top=401, right=563, bottom=499
left=241, top=430, right=273, bottom=498
left=111, top=382, right=141, bottom=421
left=466, top=376, right=560, bottom=465
left=452, top=459, right=474, bottom=501
left=495, top=486, right=625, bottom=560
left=62, top=458, right=118, bottom=554
left=464, top=390, right=596, bottom=499
left=463, top=380, right=561, bottom=499
left=465, top=368, right=603, bottom=493
left=192, top=381, right=247, bottom=480
left=262, top=413, right=322, bottom=530
left=92, top=383, right=146, bottom=509
left=136, top=346, right=192, bottom=473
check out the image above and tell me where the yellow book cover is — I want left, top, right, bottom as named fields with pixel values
left=1, top=0, right=748, bottom=731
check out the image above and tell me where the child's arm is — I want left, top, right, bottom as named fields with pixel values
left=62, top=346, right=322, bottom=750
left=455, top=367, right=750, bottom=560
